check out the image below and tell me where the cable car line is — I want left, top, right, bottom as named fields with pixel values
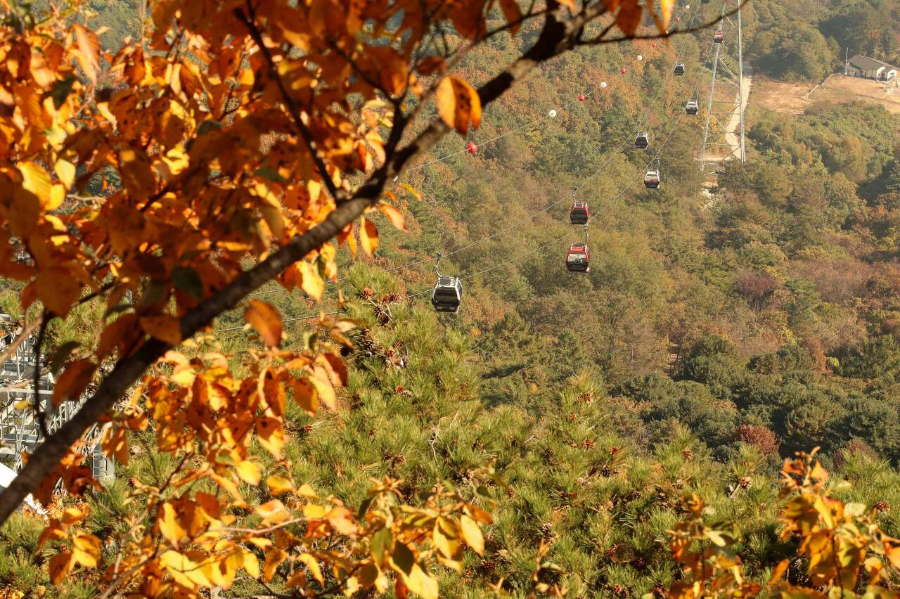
left=225, top=1, right=721, bottom=325
left=397, top=3, right=698, bottom=181
left=455, top=110, right=688, bottom=285
left=378, top=2, right=703, bottom=278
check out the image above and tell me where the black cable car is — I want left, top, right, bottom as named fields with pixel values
left=714, top=30, right=724, bottom=44
left=635, top=132, right=649, bottom=149
left=565, top=243, right=590, bottom=273
left=644, top=169, right=661, bottom=189
left=685, top=100, right=699, bottom=115
left=570, top=201, right=589, bottom=225
left=432, top=276, right=463, bottom=313
left=674, top=62, right=685, bottom=76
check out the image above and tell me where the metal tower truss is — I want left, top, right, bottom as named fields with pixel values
left=700, top=0, right=746, bottom=172
left=0, top=314, right=113, bottom=488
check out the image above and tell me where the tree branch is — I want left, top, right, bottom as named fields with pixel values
left=0, top=0, right=670, bottom=527
left=0, top=319, right=41, bottom=370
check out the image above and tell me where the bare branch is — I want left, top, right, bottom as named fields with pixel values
left=0, top=319, right=41, bottom=370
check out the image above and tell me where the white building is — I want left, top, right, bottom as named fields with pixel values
left=846, top=55, right=898, bottom=81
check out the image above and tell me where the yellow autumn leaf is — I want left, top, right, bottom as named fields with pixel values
left=72, top=534, right=101, bottom=568
left=263, top=548, right=287, bottom=582
left=405, top=563, right=439, bottom=599
left=54, top=159, right=76, bottom=189
left=310, top=370, right=337, bottom=410
left=236, top=460, right=262, bottom=485
left=242, top=550, right=260, bottom=578
left=160, top=550, right=212, bottom=588
left=158, top=502, right=185, bottom=546
left=298, top=553, right=324, bottom=584
left=266, top=475, right=293, bottom=495
left=18, top=162, right=52, bottom=206
left=292, top=378, right=319, bottom=416
left=256, top=417, right=285, bottom=459
left=49, top=184, right=66, bottom=210
left=459, top=515, right=484, bottom=555
left=299, top=260, right=324, bottom=301
left=359, top=217, right=379, bottom=256
left=327, top=507, right=358, bottom=535
left=255, top=499, right=291, bottom=525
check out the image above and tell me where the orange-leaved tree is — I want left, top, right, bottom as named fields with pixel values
left=657, top=449, right=900, bottom=598
left=0, top=0, right=723, bottom=595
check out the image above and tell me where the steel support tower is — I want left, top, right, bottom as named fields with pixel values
left=700, top=0, right=746, bottom=172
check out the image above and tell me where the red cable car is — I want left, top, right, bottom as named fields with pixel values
left=714, top=30, right=724, bottom=44
left=566, top=243, right=590, bottom=273
left=570, top=201, right=589, bottom=225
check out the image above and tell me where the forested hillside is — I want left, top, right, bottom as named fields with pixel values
left=4, top=0, right=900, bottom=597
left=745, top=0, right=900, bottom=81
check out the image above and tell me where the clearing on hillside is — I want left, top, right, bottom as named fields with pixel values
left=753, top=74, right=900, bottom=115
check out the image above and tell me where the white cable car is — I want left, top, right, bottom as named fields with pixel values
left=635, top=132, right=649, bottom=149
left=674, top=62, right=686, bottom=76
left=432, top=276, right=463, bottom=313
left=685, top=100, right=699, bottom=115
left=644, top=169, right=661, bottom=189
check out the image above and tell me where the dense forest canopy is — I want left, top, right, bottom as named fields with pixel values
left=3, top=0, right=900, bottom=597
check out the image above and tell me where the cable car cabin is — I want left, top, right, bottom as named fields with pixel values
left=565, top=243, right=590, bottom=273
left=570, top=201, right=589, bottom=225
left=714, top=30, right=724, bottom=44
left=432, top=276, right=463, bottom=313
left=644, top=169, right=661, bottom=189
left=685, top=100, right=699, bottom=115
left=674, top=62, right=686, bottom=76
left=635, top=132, right=649, bottom=149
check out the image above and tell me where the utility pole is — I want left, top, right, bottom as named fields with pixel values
left=737, top=1, right=745, bottom=163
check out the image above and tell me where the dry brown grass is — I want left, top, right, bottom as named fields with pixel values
left=753, top=75, right=900, bottom=115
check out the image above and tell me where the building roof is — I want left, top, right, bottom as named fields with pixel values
left=849, top=55, right=898, bottom=71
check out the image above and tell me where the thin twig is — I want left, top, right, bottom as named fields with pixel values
left=0, top=319, right=41, bottom=370
left=234, top=1, right=344, bottom=203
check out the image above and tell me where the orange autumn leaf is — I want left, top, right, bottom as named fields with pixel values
left=139, top=314, right=183, bottom=345
left=659, top=0, right=675, bottom=30
left=379, top=204, right=406, bottom=231
left=435, top=76, right=482, bottom=135
left=244, top=300, right=283, bottom=347
left=499, top=0, right=524, bottom=35
left=72, top=24, right=100, bottom=84
left=616, top=0, right=644, bottom=36
left=52, top=359, right=96, bottom=406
